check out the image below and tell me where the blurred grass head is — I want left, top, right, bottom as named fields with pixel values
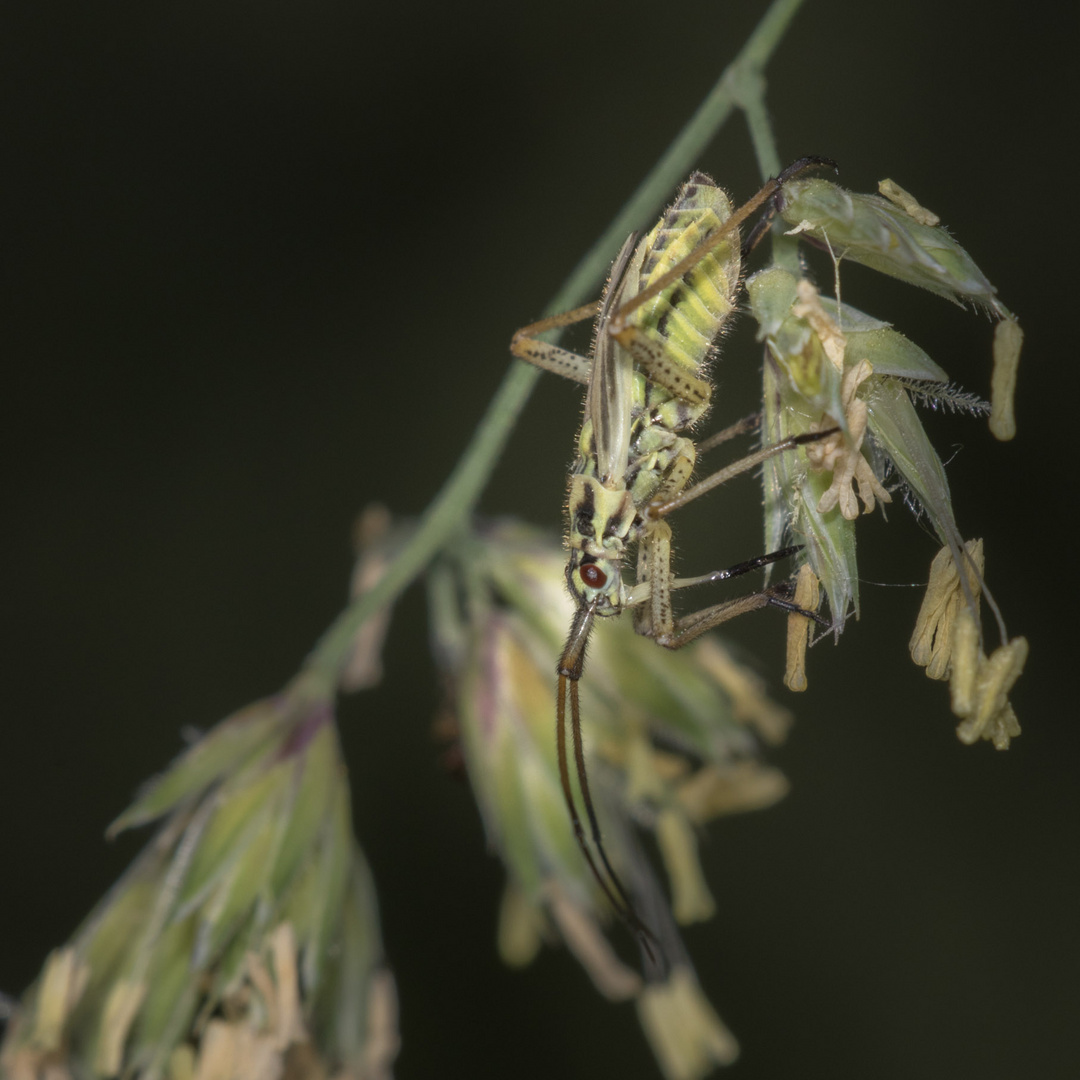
left=1, top=679, right=397, bottom=1080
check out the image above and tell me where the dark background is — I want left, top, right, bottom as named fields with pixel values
left=3, top=2, right=1075, bottom=1078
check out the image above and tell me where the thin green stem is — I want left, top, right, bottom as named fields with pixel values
left=569, top=0, right=805, bottom=301
left=737, top=56, right=800, bottom=272
left=304, top=0, right=805, bottom=685
left=741, top=88, right=782, bottom=185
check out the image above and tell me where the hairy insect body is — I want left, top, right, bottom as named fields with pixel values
left=566, top=174, right=740, bottom=622
left=509, top=163, right=831, bottom=951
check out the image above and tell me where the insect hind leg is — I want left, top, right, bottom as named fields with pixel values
left=510, top=300, right=601, bottom=385
left=742, top=154, right=841, bottom=258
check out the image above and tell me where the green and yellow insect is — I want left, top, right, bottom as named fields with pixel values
left=511, top=160, right=832, bottom=951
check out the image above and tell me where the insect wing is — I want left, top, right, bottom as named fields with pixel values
left=588, top=232, right=642, bottom=488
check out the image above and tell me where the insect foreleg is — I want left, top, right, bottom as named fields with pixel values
left=632, top=518, right=674, bottom=639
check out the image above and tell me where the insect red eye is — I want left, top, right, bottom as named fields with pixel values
left=580, top=563, right=607, bottom=588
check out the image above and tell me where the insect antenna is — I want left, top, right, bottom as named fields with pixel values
left=556, top=603, right=660, bottom=962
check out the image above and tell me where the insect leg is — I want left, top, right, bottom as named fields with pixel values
left=651, top=428, right=839, bottom=519
left=660, top=585, right=821, bottom=650
left=668, top=544, right=805, bottom=593
left=608, top=156, right=837, bottom=340
left=630, top=519, right=824, bottom=648
left=616, top=330, right=712, bottom=405
left=512, top=228, right=643, bottom=388
left=510, top=300, right=600, bottom=385
left=694, top=411, right=762, bottom=456
left=741, top=154, right=841, bottom=259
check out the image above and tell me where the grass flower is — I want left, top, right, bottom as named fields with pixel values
left=745, top=178, right=1024, bottom=733
left=429, top=521, right=792, bottom=1077
left=949, top=610, right=1026, bottom=750
left=1, top=678, right=397, bottom=1080
left=778, top=176, right=1024, bottom=442
left=638, top=967, right=739, bottom=1080
left=910, top=542, right=1027, bottom=748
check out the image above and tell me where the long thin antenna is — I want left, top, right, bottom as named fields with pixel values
left=556, top=604, right=658, bottom=961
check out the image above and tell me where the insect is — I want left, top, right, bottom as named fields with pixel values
left=511, top=159, right=834, bottom=955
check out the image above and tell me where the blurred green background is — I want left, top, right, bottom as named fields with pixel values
left=3, top=2, right=1075, bottom=1078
